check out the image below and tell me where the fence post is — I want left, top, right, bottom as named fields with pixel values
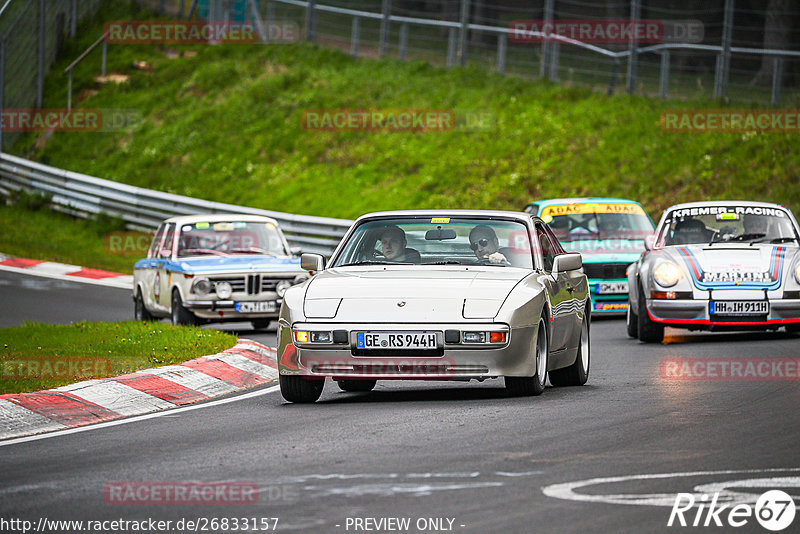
left=379, top=0, right=391, bottom=57
left=549, top=41, right=559, bottom=81
left=446, top=27, right=456, bottom=67
left=540, top=0, right=554, bottom=79
left=771, top=56, right=783, bottom=107
left=179, top=0, right=185, bottom=20
left=70, top=0, right=77, bottom=38
left=266, top=0, right=274, bottom=42
left=497, top=33, right=506, bottom=74
left=350, top=16, right=360, bottom=57
left=714, top=0, right=734, bottom=99
left=102, top=36, right=107, bottom=77
left=659, top=50, right=670, bottom=99
left=607, top=60, right=620, bottom=95
left=626, top=0, right=640, bottom=94
left=0, top=39, right=4, bottom=151
left=67, top=69, right=73, bottom=111
left=37, top=0, right=45, bottom=109
left=457, top=0, right=469, bottom=66
left=398, top=22, right=408, bottom=60
left=305, top=0, right=316, bottom=42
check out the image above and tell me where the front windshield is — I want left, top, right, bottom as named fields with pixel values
left=656, top=205, right=798, bottom=246
left=177, top=221, right=288, bottom=257
left=331, top=217, right=534, bottom=269
left=539, top=203, right=654, bottom=255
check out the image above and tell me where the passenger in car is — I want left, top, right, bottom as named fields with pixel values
left=380, top=226, right=421, bottom=263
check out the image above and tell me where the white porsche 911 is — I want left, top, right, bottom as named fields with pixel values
left=627, top=201, right=800, bottom=342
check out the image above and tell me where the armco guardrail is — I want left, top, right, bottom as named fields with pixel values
left=0, top=152, right=353, bottom=256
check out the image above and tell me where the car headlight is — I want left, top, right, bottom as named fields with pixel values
left=276, top=280, right=292, bottom=298
left=215, top=281, right=233, bottom=299
left=795, top=264, right=800, bottom=284
left=654, top=262, right=683, bottom=287
left=191, top=277, right=213, bottom=295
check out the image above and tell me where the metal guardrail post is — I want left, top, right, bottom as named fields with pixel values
left=626, top=0, right=640, bottom=94
left=379, top=0, right=391, bottom=57
left=717, top=0, right=734, bottom=99
left=305, top=0, right=316, bottom=42
left=659, top=51, right=670, bottom=99
left=350, top=16, right=360, bottom=57
left=457, top=0, right=469, bottom=67
left=771, top=57, right=783, bottom=107
left=37, top=0, right=45, bottom=109
left=446, top=27, right=456, bottom=67
left=497, top=33, right=506, bottom=74
left=398, top=22, right=408, bottom=60
left=540, top=0, right=554, bottom=79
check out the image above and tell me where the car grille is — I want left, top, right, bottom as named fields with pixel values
left=210, top=275, right=293, bottom=295
left=583, top=262, right=630, bottom=280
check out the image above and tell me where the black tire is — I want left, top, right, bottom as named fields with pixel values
left=251, top=319, right=271, bottom=331
left=171, top=290, right=196, bottom=326
left=337, top=379, right=377, bottom=392
left=279, top=374, right=324, bottom=403
left=505, top=319, right=547, bottom=397
left=549, top=309, right=590, bottom=387
left=134, top=288, right=154, bottom=321
left=626, top=301, right=639, bottom=339
left=786, top=324, right=800, bottom=336
left=637, top=282, right=664, bottom=343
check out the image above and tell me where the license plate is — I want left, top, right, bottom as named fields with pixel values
left=709, top=301, right=768, bottom=315
left=235, top=301, right=276, bottom=313
left=356, top=332, right=438, bottom=350
left=596, top=281, right=628, bottom=294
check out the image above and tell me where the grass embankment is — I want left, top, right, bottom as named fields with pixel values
left=0, top=321, right=237, bottom=394
left=3, top=1, right=799, bottom=269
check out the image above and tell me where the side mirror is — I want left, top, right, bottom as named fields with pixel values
left=301, top=253, right=325, bottom=272
left=552, top=253, right=582, bottom=274
left=158, top=248, right=172, bottom=258
left=290, top=246, right=302, bottom=256
left=644, top=235, right=656, bottom=251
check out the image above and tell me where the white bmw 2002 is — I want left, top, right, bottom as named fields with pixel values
left=628, top=201, right=800, bottom=342
left=276, top=210, right=591, bottom=403
left=133, top=214, right=308, bottom=329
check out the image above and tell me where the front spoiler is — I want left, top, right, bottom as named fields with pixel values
left=647, top=298, right=800, bottom=330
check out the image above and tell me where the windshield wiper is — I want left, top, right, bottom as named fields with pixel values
left=749, top=236, right=799, bottom=246
left=229, top=247, right=276, bottom=255
left=179, top=248, right=226, bottom=256
left=338, top=260, right=412, bottom=266
left=727, top=232, right=766, bottom=242
left=422, top=260, right=463, bottom=265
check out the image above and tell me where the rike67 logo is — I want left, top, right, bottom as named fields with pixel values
left=668, top=490, right=796, bottom=531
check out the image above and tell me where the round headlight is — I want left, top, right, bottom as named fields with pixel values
left=795, top=264, right=800, bottom=284
left=191, top=277, right=212, bottom=295
left=654, top=262, right=683, bottom=287
left=215, top=281, right=233, bottom=299
left=276, top=280, right=292, bottom=297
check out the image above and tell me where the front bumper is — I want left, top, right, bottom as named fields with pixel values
left=589, top=279, right=629, bottom=315
left=277, top=322, right=537, bottom=380
left=183, top=298, right=281, bottom=320
left=647, top=297, right=800, bottom=330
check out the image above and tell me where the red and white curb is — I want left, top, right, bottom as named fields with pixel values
left=0, top=254, right=133, bottom=289
left=0, top=339, right=278, bottom=440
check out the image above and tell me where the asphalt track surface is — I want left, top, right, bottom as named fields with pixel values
left=1, top=270, right=799, bottom=533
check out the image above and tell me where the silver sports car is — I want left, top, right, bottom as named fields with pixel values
left=627, top=201, right=800, bottom=342
left=276, top=210, right=590, bottom=403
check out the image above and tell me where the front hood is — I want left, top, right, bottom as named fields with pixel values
left=172, top=255, right=301, bottom=275
left=671, top=244, right=795, bottom=290
left=303, top=267, right=527, bottom=321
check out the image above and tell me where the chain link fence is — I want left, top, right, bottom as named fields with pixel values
left=0, top=0, right=106, bottom=150
left=249, top=0, right=799, bottom=106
